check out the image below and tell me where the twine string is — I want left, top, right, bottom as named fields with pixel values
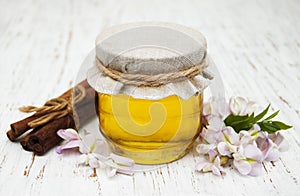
left=19, top=85, right=86, bottom=128
left=95, top=53, right=208, bottom=87
left=20, top=54, right=208, bottom=128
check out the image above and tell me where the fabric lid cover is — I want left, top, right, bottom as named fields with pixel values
left=87, top=22, right=213, bottom=100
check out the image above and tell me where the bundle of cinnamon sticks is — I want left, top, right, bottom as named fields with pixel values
left=6, top=80, right=97, bottom=155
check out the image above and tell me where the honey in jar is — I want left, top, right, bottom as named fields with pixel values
left=87, top=22, right=212, bottom=164
left=98, top=93, right=203, bottom=164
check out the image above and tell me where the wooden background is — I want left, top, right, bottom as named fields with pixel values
left=0, top=0, right=300, bottom=195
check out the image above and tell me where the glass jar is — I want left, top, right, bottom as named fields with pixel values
left=98, top=93, right=203, bottom=164
left=88, top=22, right=212, bottom=164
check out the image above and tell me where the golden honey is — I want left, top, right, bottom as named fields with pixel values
left=98, top=93, right=203, bottom=164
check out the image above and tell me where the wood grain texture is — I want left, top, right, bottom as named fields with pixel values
left=0, top=0, right=300, bottom=195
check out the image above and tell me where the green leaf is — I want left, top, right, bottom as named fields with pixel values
left=223, top=103, right=292, bottom=134
left=258, top=121, right=279, bottom=133
left=224, top=114, right=249, bottom=126
left=249, top=112, right=255, bottom=119
left=230, top=117, right=250, bottom=126
left=271, top=121, right=293, bottom=130
left=258, top=120, right=292, bottom=133
left=264, top=110, right=280, bottom=121
left=233, top=121, right=254, bottom=132
left=253, top=104, right=270, bottom=122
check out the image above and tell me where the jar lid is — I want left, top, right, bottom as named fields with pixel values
left=87, top=22, right=213, bottom=100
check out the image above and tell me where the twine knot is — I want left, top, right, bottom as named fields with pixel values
left=19, top=85, right=86, bottom=128
left=95, top=53, right=208, bottom=87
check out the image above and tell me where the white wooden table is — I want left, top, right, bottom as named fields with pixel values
left=1, top=0, right=300, bottom=195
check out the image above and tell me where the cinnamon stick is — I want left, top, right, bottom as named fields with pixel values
left=20, top=102, right=96, bottom=155
left=6, top=79, right=94, bottom=141
left=23, top=116, right=74, bottom=155
left=7, top=114, right=41, bottom=141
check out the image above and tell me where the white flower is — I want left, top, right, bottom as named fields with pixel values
left=199, top=128, right=221, bottom=144
left=196, top=150, right=225, bottom=176
left=57, top=129, right=135, bottom=177
left=203, top=97, right=230, bottom=128
left=78, top=153, right=102, bottom=168
left=256, top=132, right=288, bottom=162
left=196, top=143, right=216, bottom=155
left=256, top=137, right=280, bottom=162
left=239, top=124, right=264, bottom=145
left=229, top=97, right=257, bottom=116
left=233, top=144, right=263, bottom=176
left=268, top=132, right=289, bottom=152
left=197, top=96, right=290, bottom=177
left=217, top=127, right=239, bottom=156
left=56, top=129, right=84, bottom=154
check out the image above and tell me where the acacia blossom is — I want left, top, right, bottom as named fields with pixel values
left=217, top=127, right=239, bottom=156
left=196, top=150, right=225, bottom=176
left=232, top=144, right=263, bottom=176
left=56, top=128, right=135, bottom=176
left=196, top=97, right=289, bottom=176
left=229, top=96, right=257, bottom=116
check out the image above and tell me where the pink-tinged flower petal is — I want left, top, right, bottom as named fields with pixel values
left=243, top=101, right=257, bottom=116
left=63, top=140, right=82, bottom=149
left=89, top=158, right=100, bottom=168
left=232, top=152, right=245, bottom=161
left=213, top=98, right=230, bottom=119
left=240, top=128, right=264, bottom=147
left=56, top=146, right=63, bottom=154
left=217, top=142, right=237, bottom=156
left=57, top=129, right=80, bottom=140
left=205, top=128, right=219, bottom=142
left=78, top=154, right=87, bottom=164
left=199, top=129, right=207, bottom=140
left=212, top=166, right=222, bottom=176
left=56, top=140, right=82, bottom=154
left=222, top=127, right=239, bottom=145
left=196, top=144, right=215, bottom=155
left=256, top=137, right=269, bottom=155
left=244, top=144, right=263, bottom=161
left=208, top=117, right=225, bottom=132
left=278, top=138, right=289, bottom=152
left=202, top=164, right=213, bottom=173
left=229, top=97, right=247, bottom=115
left=80, top=135, right=96, bottom=152
left=256, top=137, right=279, bottom=161
left=249, top=162, right=262, bottom=176
left=196, top=162, right=209, bottom=172
left=202, top=127, right=222, bottom=144
left=203, top=102, right=213, bottom=116
left=239, top=131, right=251, bottom=145
left=269, top=132, right=289, bottom=152
left=212, top=156, right=225, bottom=176
left=268, top=133, right=279, bottom=143
left=110, top=153, right=135, bottom=167
left=220, top=105, right=230, bottom=120
left=217, top=142, right=228, bottom=156
left=265, top=147, right=280, bottom=161
left=79, top=143, right=89, bottom=154
left=116, top=168, right=134, bottom=176
left=233, top=144, right=264, bottom=176
left=92, top=153, right=109, bottom=163
left=229, top=97, right=257, bottom=116
left=233, top=160, right=251, bottom=175
left=93, top=140, right=110, bottom=155
left=208, top=149, right=218, bottom=161
left=106, top=167, right=117, bottom=177
left=251, top=124, right=261, bottom=132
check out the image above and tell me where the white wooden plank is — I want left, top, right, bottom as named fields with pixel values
left=0, top=0, right=300, bottom=195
